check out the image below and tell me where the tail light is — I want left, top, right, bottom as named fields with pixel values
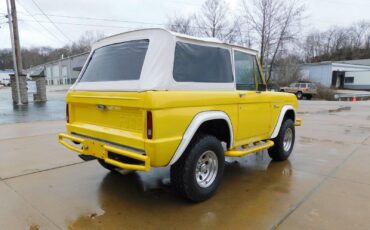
left=66, top=104, right=69, bottom=123
left=146, top=111, right=153, bottom=139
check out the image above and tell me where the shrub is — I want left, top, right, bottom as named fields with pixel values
left=315, top=84, right=336, bottom=100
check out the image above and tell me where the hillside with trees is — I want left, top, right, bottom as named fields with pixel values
left=0, top=31, right=103, bottom=70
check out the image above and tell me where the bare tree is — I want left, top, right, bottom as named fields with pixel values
left=195, top=0, right=240, bottom=43
left=302, top=21, right=370, bottom=62
left=69, top=30, right=105, bottom=54
left=270, top=55, right=303, bottom=86
left=167, top=15, right=197, bottom=36
left=240, top=0, right=305, bottom=82
left=166, top=0, right=241, bottom=43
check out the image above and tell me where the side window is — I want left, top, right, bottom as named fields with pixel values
left=173, top=42, right=233, bottom=82
left=300, top=83, right=306, bottom=88
left=294, top=83, right=299, bottom=87
left=234, top=51, right=256, bottom=90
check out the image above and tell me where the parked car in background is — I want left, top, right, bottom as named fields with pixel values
left=280, top=82, right=317, bottom=100
left=0, top=77, right=10, bottom=86
left=267, top=83, right=280, bottom=92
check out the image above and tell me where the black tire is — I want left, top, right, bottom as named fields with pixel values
left=97, top=159, right=134, bottom=175
left=296, top=91, right=303, bottom=100
left=268, top=119, right=295, bottom=161
left=98, top=159, right=117, bottom=171
left=170, top=135, right=225, bottom=202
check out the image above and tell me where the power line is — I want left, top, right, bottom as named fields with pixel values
left=28, top=0, right=73, bottom=43
left=15, top=0, right=66, bottom=45
left=18, top=13, right=239, bottom=32
left=34, top=13, right=168, bottom=27
left=19, top=18, right=139, bottom=30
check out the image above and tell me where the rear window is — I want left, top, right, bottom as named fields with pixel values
left=79, top=39, right=149, bottom=82
left=173, top=42, right=233, bottom=82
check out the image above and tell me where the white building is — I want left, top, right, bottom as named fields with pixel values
left=27, top=52, right=89, bottom=85
left=344, top=70, right=370, bottom=90
left=299, top=62, right=370, bottom=89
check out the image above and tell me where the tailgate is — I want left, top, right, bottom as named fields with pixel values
left=66, top=91, right=148, bottom=149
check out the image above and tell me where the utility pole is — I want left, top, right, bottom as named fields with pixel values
left=6, top=0, right=23, bottom=105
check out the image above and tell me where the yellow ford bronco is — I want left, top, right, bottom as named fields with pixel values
left=59, top=28, right=301, bottom=202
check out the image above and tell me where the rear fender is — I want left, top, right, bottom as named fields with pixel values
left=168, top=111, right=233, bottom=165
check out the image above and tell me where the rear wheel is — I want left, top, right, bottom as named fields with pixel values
left=98, top=159, right=117, bottom=171
left=170, top=135, right=224, bottom=202
left=268, top=119, right=295, bottom=161
left=97, top=159, right=133, bottom=175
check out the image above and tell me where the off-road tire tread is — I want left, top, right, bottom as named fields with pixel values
left=268, top=119, right=295, bottom=161
left=170, top=135, right=224, bottom=202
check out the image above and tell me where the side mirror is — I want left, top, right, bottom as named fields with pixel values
left=72, top=66, right=82, bottom=72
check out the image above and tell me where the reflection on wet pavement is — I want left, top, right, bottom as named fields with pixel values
left=0, top=86, right=67, bottom=124
left=66, top=152, right=320, bottom=230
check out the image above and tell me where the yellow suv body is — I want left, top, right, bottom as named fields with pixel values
left=59, top=29, right=301, bottom=202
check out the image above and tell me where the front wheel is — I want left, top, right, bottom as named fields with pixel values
left=268, top=119, right=295, bottom=161
left=296, top=91, right=303, bottom=100
left=170, top=135, right=225, bottom=202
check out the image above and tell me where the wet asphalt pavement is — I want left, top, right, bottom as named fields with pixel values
left=0, top=86, right=67, bottom=124
left=0, top=92, right=370, bottom=229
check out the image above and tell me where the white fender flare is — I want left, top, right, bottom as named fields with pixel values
left=270, top=105, right=296, bottom=139
left=168, top=111, right=233, bottom=165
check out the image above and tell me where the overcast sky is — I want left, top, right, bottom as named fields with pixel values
left=1, top=0, right=370, bottom=49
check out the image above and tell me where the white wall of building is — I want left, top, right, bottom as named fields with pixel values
left=27, top=52, right=89, bottom=86
left=300, top=64, right=332, bottom=87
left=299, top=63, right=370, bottom=87
left=344, top=71, right=370, bottom=90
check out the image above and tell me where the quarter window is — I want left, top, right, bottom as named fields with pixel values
left=173, top=42, right=233, bottom=82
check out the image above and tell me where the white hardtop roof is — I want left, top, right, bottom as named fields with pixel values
left=72, top=28, right=258, bottom=92
left=93, top=28, right=258, bottom=54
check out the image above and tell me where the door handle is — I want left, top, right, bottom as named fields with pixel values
left=239, top=93, right=246, bottom=98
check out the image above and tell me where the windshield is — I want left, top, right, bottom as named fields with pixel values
left=79, top=39, right=149, bottom=82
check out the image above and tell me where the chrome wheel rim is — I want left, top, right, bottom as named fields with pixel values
left=195, top=150, right=218, bottom=188
left=283, top=128, right=293, bottom=152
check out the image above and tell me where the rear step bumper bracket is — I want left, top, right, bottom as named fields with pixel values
left=59, top=133, right=150, bottom=172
